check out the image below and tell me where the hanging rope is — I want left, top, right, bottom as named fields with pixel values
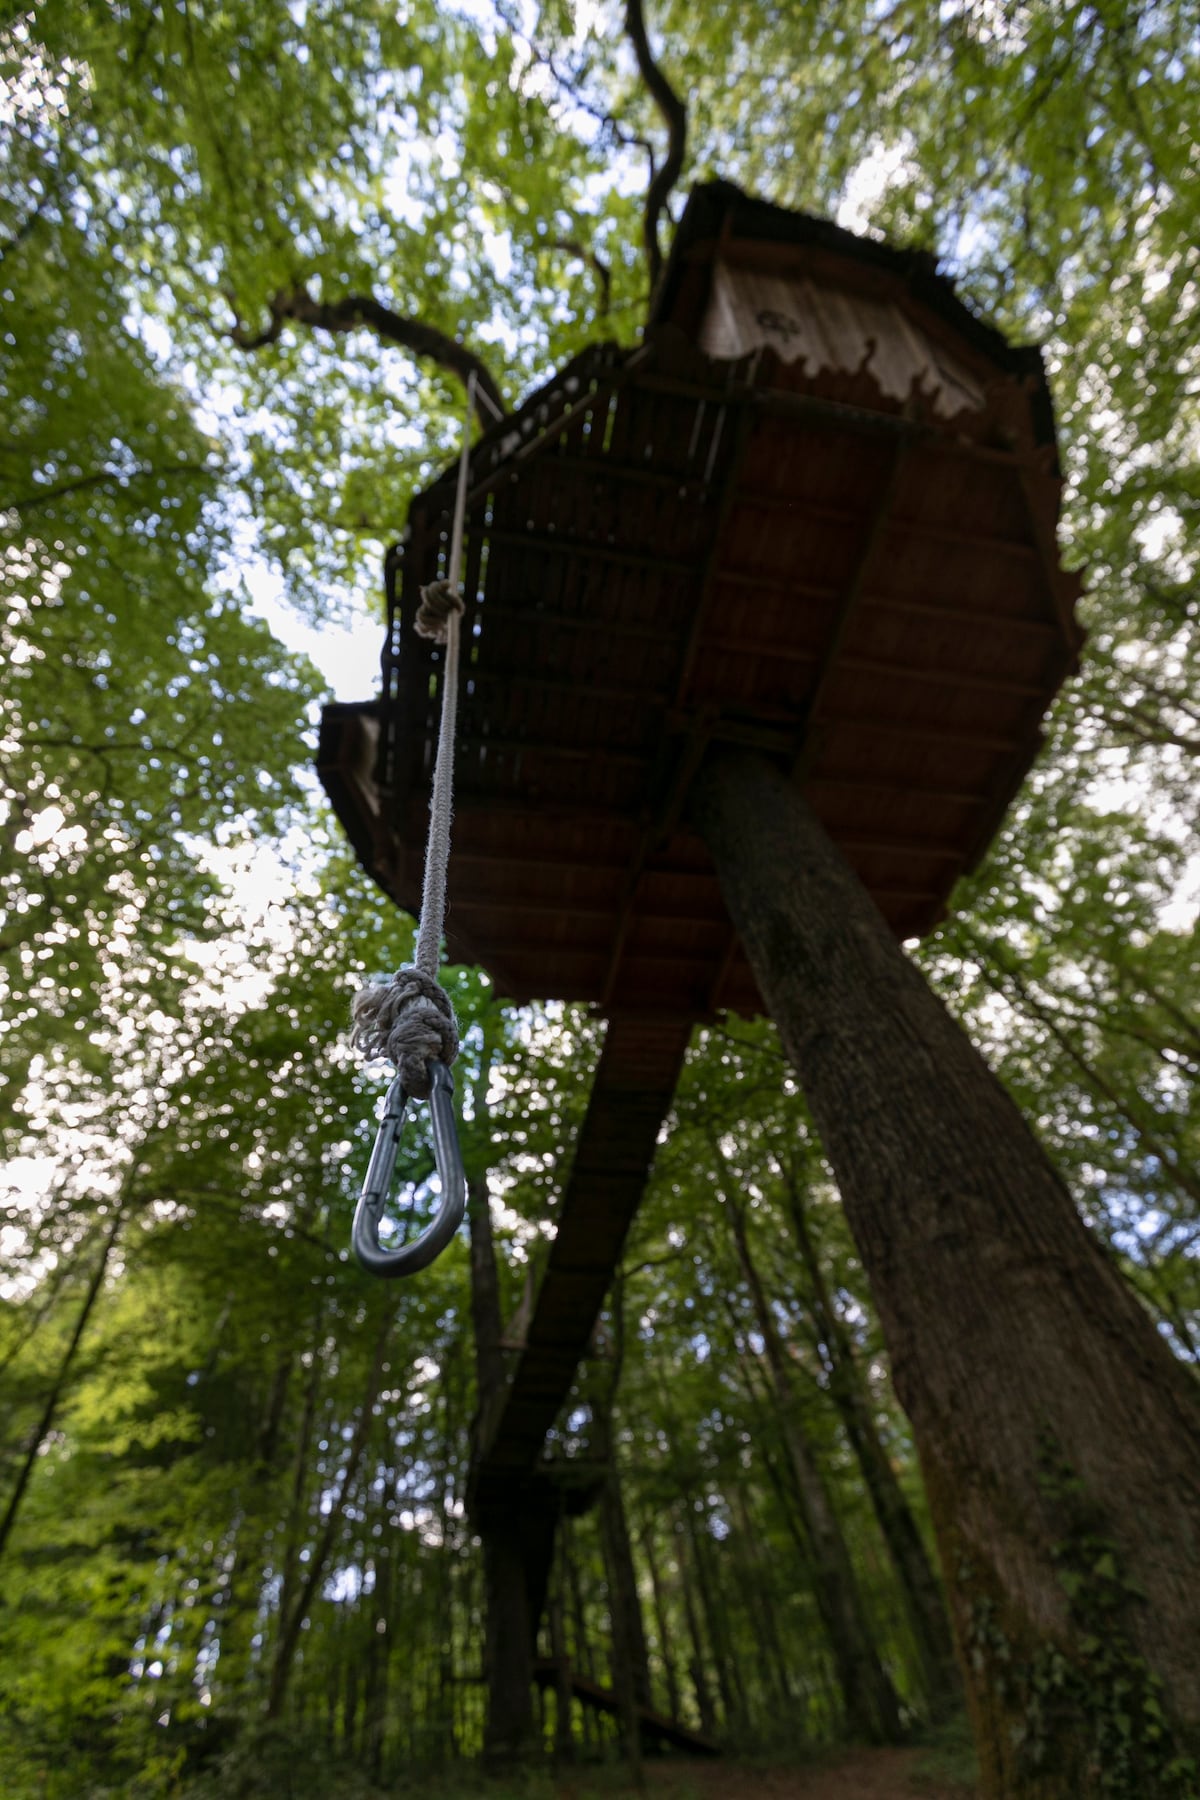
left=350, top=374, right=475, bottom=1100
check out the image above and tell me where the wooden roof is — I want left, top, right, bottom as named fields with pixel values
left=319, top=184, right=1083, bottom=1020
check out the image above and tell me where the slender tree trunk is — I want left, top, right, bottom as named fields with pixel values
left=467, top=1019, right=555, bottom=1762
left=730, top=1479, right=795, bottom=1709
left=468, top=1157, right=552, bottom=1762
left=547, top=1563, right=576, bottom=1762
left=692, top=747, right=1200, bottom=1797
left=601, top=1466, right=652, bottom=1709
left=975, top=933, right=1200, bottom=1212
left=724, top=1188, right=903, bottom=1743
left=781, top=1171, right=961, bottom=1718
left=640, top=1522, right=682, bottom=1721
left=564, top=1524, right=599, bottom=1753
left=601, top=1468, right=646, bottom=1776
left=0, top=1196, right=125, bottom=1560
left=266, top=1312, right=391, bottom=1720
left=363, top=1465, right=397, bottom=1781
left=673, top=1511, right=717, bottom=1738
left=468, top=1168, right=506, bottom=1416
left=683, top=1500, right=746, bottom=1733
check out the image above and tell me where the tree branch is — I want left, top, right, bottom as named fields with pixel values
left=3, top=461, right=215, bottom=515
left=231, top=286, right=507, bottom=425
left=550, top=237, right=612, bottom=317
left=493, top=0, right=656, bottom=163
left=624, top=0, right=687, bottom=294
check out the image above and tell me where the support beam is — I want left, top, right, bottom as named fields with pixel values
left=471, top=1013, right=693, bottom=1506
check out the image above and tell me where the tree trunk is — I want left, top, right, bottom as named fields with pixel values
left=468, top=1149, right=556, bottom=1763
left=724, top=1185, right=904, bottom=1743
left=691, top=746, right=1200, bottom=1797
left=601, top=1468, right=646, bottom=1775
left=265, top=1312, right=391, bottom=1720
left=640, top=1521, right=682, bottom=1722
left=673, top=1510, right=718, bottom=1738
left=782, top=1171, right=961, bottom=1718
left=468, top=1169, right=507, bottom=1415
left=0, top=1197, right=125, bottom=1561
left=730, top=1478, right=796, bottom=1709
left=601, top=1466, right=653, bottom=1709
left=682, top=1499, right=746, bottom=1733
left=477, top=1487, right=557, bottom=1763
left=547, top=1566, right=576, bottom=1762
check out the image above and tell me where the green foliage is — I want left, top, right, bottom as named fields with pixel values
left=2, top=0, right=1197, bottom=1792
left=961, top=1448, right=1199, bottom=1799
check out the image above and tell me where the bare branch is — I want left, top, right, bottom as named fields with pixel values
left=231, top=286, right=507, bottom=425
left=3, top=461, right=215, bottom=515
left=624, top=0, right=687, bottom=294
left=550, top=237, right=612, bottom=317
left=493, top=0, right=655, bottom=162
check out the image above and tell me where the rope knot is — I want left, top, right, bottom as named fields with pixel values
left=415, top=577, right=464, bottom=644
left=350, top=967, right=460, bottom=1101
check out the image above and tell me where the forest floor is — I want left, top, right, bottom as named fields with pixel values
left=552, top=1748, right=977, bottom=1800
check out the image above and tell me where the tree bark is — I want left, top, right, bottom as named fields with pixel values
left=691, top=746, right=1200, bottom=1797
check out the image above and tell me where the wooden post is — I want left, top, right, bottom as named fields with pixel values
left=691, top=745, right=1200, bottom=1797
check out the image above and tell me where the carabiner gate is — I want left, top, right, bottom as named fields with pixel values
left=352, top=1061, right=466, bottom=1277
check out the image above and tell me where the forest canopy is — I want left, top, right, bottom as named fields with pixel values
left=1, top=1, right=1197, bottom=1795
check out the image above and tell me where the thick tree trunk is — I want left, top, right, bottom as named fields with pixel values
left=691, top=746, right=1200, bottom=1797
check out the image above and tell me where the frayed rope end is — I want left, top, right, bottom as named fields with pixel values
left=351, top=967, right=459, bottom=1101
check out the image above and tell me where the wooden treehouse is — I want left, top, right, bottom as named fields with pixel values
left=319, top=178, right=1082, bottom=1541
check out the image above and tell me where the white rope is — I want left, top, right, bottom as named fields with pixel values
left=351, top=374, right=475, bottom=1097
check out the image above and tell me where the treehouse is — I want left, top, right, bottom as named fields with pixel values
left=319, top=181, right=1083, bottom=1024
left=319, top=180, right=1083, bottom=1531
left=317, top=182, right=1086, bottom=1755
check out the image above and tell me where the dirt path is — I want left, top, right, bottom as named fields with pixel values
left=558, top=1749, right=977, bottom=1800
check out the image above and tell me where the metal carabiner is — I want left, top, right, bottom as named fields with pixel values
left=352, top=1061, right=466, bottom=1278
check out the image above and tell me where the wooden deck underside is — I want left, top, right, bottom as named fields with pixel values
left=321, top=331, right=1081, bottom=1021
